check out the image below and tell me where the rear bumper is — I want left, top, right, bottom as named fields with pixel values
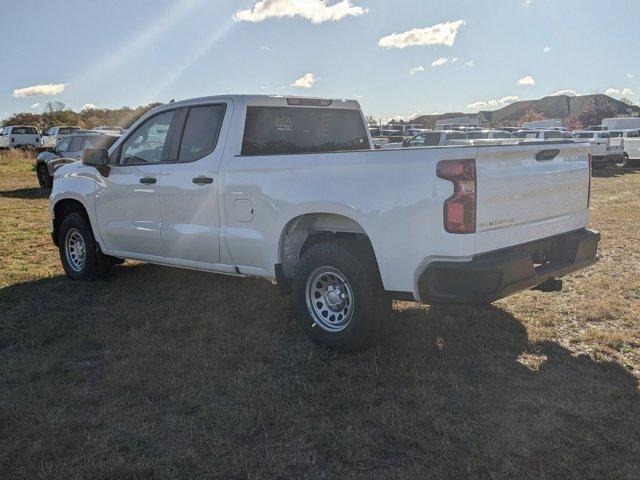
left=418, top=228, right=600, bottom=304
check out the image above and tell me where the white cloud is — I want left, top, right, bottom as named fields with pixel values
left=432, top=57, right=448, bottom=67
left=290, top=72, right=317, bottom=88
left=30, top=103, right=40, bottom=109
left=81, top=103, right=98, bottom=110
left=451, top=57, right=458, bottom=63
left=551, top=89, right=581, bottom=97
left=467, top=96, right=520, bottom=110
left=626, top=73, right=635, bottom=79
left=542, top=46, right=551, bottom=53
left=234, top=0, right=367, bottom=24
left=409, top=66, right=425, bottom=75
left=605, top=87, right=634, bottom=97
left=517, top=75, right=535, bottom=86
left=260, top=45, right=271, bottom=51
left=464, top=60, right=474, bottom=67
left=378, top=20, right=465, bottom=49
left=522, top=0, right=533, bottom=5
left=12, top=83, right=67, bottom=98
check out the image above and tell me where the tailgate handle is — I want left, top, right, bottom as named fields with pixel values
left=536, top=149, right=559, bottom=161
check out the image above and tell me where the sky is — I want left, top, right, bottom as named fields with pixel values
left=1, top=0, right=639, bottom=122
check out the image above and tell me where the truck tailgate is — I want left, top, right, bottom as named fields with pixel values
left=475, top=142, right=590, bottom=254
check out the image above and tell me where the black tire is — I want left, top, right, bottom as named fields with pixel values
left=36, top=163, right=52, bottom=189
left=292, top=241, right=391, bottom=352
left=58, top=212, right=111, bottom=281
left=614, top=153, right=630, bottom=169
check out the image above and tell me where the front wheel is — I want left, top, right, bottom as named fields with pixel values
left=293, top=241, right=391, bottom=352
left=36, top=163, right=52, bottom=188
left=58, top=212, right=111, bottom=281
left=614, top=153, right=631, bottom=168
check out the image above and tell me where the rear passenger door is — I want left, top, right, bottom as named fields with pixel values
left=158, top=102, right=229, bottom=264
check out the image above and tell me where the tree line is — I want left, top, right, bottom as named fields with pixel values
left=1, top=101, right=163, bottom=132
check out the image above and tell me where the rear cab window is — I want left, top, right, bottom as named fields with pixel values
left=12, top=127, right=38, bottom=135
left=242, top=107, right=370, bottom=155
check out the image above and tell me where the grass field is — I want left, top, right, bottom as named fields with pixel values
left=1, top=150, right=639, bottom=479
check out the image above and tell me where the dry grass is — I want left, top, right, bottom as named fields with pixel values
left=1, top=152, right=639, bottom=479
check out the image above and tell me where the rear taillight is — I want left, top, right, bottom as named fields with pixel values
left=437, top=159, right=477, bottom=234
left=587, top=152, right=592, bottom=208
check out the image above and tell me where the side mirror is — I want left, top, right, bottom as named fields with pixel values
left=82, top=148, right=109, bottom=166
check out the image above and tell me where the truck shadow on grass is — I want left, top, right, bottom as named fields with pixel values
left=1, top=264, right=639, bottom=479
left=592, top=166, right=640, bottom=178
left=0, top=186, right=49, bottom=199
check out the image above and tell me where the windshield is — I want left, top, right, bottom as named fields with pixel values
left=466, top=131, right=490, bottom=139
left=58, top=127, right=78, bottom=135
left=492, top=132, right=511, bottom=139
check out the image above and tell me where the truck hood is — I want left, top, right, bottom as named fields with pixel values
left=53, top=160, right=84, bottom=179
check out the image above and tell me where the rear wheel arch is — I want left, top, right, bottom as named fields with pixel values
left=277, top=213, right=378, bottom=281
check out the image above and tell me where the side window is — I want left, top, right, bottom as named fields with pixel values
left=69, top=136, right=84, bottom=151
left=56, top=137, right=72, bottom=153
left=177, top=104, right=226, bottom=162
left=408, top=134, right=426, bottom=146
left=119, top=111, right=174, bottom=164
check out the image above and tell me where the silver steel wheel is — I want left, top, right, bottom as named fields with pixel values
left=305, top=266, right=355, bottom=333
left=64, top=228, right=86, bottom=272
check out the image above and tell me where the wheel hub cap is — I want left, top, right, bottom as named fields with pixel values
left=65, top=228, right=86, bottom=272
left=305, top=266, right=354, bottom=333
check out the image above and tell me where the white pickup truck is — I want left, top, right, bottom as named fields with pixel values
left=572, top=131, right=619, bottom=169
left=49, top=95, right=600, bottom=350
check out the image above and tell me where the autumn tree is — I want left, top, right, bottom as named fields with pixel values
left=577, top=96, right=618, bottom=128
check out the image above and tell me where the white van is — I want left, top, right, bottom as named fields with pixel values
left=0, top=125, right=41, bottom=148
left=609, top=129, right=640, bottom=167
left=41, top=126, right=80, bottom=148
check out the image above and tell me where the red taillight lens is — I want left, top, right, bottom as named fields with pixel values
left=587, top=152, right=592, bottom=208
left=437, top=159, right=477, bottom=234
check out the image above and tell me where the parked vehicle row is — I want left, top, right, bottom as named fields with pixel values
left=376, top=126, right=639, bottom=169
left=48, top=94, right=599, bottom=350
left=0, top=124, right=125, bottom=150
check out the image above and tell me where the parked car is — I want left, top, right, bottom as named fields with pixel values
left=608, top=129, right=640, bottom=167
left=36, top=132, right=120, bottom=188
left=49, top=94, right=599, bottom=351
left=0, top=125, right=41, bottom=148
left=381, top=130, right=468, bottom=149
left=41, top=126, right=81, bottom=149
left=572, top=131, right=614, bottom=169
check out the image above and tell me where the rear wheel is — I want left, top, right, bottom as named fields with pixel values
left=58, top=212, right=112, bottom=281
left=293, top=241, right=391, bottom=352
left=36, top=163, right=52, bottom=188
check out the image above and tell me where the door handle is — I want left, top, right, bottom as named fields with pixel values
left=139, top=177, right=157, bottom=184
left=192, top=176, right=214, bottom=185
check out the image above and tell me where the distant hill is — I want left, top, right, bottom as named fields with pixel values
left=413, top=94, right=640, bottom=127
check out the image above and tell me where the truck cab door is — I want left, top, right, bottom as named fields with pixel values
left=157, top=103, right=229, bottom=264
left=94, top=110, right=177, bottom=256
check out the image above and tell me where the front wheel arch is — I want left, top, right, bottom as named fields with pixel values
left=52, top=199, right=92, bottom=247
